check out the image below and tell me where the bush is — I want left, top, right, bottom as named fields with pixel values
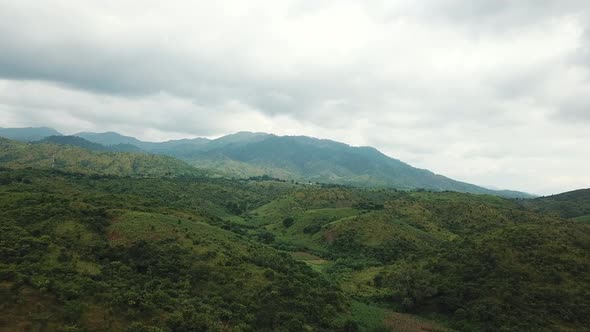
left=282, top=217, right=295, bottom=228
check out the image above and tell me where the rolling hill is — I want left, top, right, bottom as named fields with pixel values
left=0, top=127, right=62, bottom=141
left=0, top=168, right=342, bottom=331
left=521, top=188, right=590, bottom=220
left=75, top=131, right=210, bottom=152
left=0, top=139, right=588, bottom=330
left=1, top=127, right=534, bottom=197
left=38, top=135, right=144, bottom=153
left=0, top=137, right=198, bottom=177
left=74, top=130, right=532, bottom=198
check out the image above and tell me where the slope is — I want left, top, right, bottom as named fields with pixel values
left=250, top=187, right=590, bottom=331
left=521, top=188, right=590, bottom=219
left=0, top=137, right=197, bottom=177
left=0, top=140, right=588, bottom=331
left=0, top=168, right=343, bottom=331
left=0, top=127, right=62, bottom=141
left=75, top=131, right=210, bottom=152
left=38, top=135, right=144, bottom=153
left=75, top=130, right=533, bottom=198
left=187, top=135, right=533, bottom=198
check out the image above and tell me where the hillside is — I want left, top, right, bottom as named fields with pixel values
left=249, top=187, right=590, bottom=331
left=0, top=127, right=534, bottom=197
left=75, top=131, right=210, bottom=152
left=72, top=130, right=533, bottom=198
left=0, top=137, right=197, bottom=177
left=189, top=135, right=533, bottom=197
left=0, top=141, right=588, bottom=331
left=38, top=135, right=144, bottom=153
left=521, top=188, right=590, bottom=219
left=0, top=127, right=62, bottom=141
left=0, top=168, right=343, bottom=331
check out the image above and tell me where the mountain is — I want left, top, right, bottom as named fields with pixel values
left=0, top=127, right=62, bottom=141
left=0, top=137, right=198, bottom=177
left=187, top=135, right=535, bottom=197
left=0, top=140, right=588, bottom=330
left=74, top=130, right=533, bottom=198
left=75, top=131, right=210, bottom=152
left=74, top=131, right=144, bottom=146
left=38, top=135, right=144, bottom=153
left=0, top=127, right=534, bottom=197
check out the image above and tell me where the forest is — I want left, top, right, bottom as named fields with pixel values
left=0, top=139, right=589, bottom=331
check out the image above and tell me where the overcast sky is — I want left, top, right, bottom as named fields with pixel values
left=1, top=1, right=589, bottom=195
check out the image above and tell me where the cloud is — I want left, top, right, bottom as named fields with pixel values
left=0, top=0, right=589, bottom=195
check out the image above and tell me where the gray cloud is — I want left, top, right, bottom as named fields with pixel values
left=0, top=0, right=589, bottom=195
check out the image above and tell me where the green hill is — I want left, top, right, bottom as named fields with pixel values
left=75, top=131, right=210, bottom=152
left=1, top=133, right=587, bottom=331
left=0, top=127, right=534, bottom=197
left=75, top=130, right=533, bottom=198
left=0, top=127, right=62, bottom=141
left=249, top=187, right=590, bottom=331
left=521, top=188, right=590, bottom=219
left=0, top=137, right=197, bottom=177
left=0, top=168, right=343, bottom=331
left=38, top=135, right=144, bottom=153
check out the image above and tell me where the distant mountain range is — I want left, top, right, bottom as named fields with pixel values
left=0, top=136, right=199, bottom=177
left=39, top=135, right=144, bottom=153
left=0, top=127, right=62, bottom=141
left=0, top=127, right=535, bottom=198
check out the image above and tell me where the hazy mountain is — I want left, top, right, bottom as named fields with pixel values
left=0, top=137, right=198, bottom=177
left=38, top=135, right=144, bottom=153
left=75, top=131, right=209, bottom=152
left=4, top=127, right=534, bottom=197
left=0, top=127, right=62, bottom=141
left=75, top=131, right=145, bottom=146
left=190, top=135, right=535, bottom=197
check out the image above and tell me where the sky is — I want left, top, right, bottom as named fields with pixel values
left=0, top=1, right=589, bottom=195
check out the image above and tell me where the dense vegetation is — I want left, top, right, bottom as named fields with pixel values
left=0, top=127, right=62, bottom=142
left=520, top=188, right=590, bottom=219
left=0, top=168, right=344, bottom=331
left=0, top=138, right=198, bottom=177
left=39, top=136, right=144, bottom=153
left=0, top=137, right=588, bottom=331
left=252, top=188, right=590, bottom=330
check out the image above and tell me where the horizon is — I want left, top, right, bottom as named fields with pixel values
left=1, top=1, right=589, bottom=196
left=3, top=125, right=583, bottom=196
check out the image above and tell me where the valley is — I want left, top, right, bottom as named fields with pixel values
left=0, top=135, right=588, bottom=331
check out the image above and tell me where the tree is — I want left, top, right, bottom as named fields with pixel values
left=385, top=262, right=437, bottom=311
left=282, top=217, right=295, bottom=228
left=258, top=231, right=275, bottom=244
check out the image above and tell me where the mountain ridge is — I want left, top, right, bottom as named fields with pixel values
left=0, top=127, right=535, bottom=198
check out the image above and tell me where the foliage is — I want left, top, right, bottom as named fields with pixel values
left=0, top=140, right=588, bottom=331
left=381, top=262, right=437, bottom=311
left=0, top=168, right=343, bottom=330
left=0, top=138, right=198, bottom=177
left=283, top=216, right=295, bottom=228
left=521, top=188, right=590, bottom=219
